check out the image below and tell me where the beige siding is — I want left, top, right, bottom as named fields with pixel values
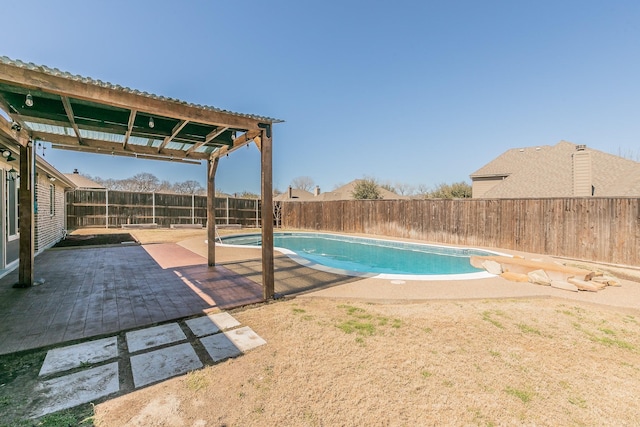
left=34, top=174, right=67, bottom=252
left=472, top=177, right=504, bottom=198
left=573, top=151, right=592, bottom=196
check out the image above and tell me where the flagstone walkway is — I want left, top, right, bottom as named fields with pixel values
left=30, top=311, right=265, bottom=418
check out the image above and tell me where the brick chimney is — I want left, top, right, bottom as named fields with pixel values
left=314, top=185, right=321, bottom=196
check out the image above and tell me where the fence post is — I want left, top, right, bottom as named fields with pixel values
left=255, top=199, right=258, bottom=228
left=105, top=189, right=109, bottom=229
left=192, top=193, right=195, bottom=224
left=226, top=197, right=230, bottom=225
left=152, top=192, right=156, bottom=224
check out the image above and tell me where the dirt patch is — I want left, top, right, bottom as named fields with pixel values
left=53, top=233, right=137, bottom=248
left=93, top=297, right=640, bottom=426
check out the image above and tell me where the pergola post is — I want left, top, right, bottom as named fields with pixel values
left=207, top=157, right=219, bottom=266
left=16, top=140, right=35, bottom=287
left=260, top=126, right=275, bottom=299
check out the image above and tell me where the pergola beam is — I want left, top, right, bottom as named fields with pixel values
left=60, top=96, right=83, bottom=145
left=0, top=63, right=264, bottom=130
left=123, top=109, right=137, bottom=149
left=157, top=120, right=189, bottom=153
left=187, top=126, right=228, bottom=156
left=0, top=113, right=30, bottom=147
left=52, top=143, right=202, bottom=164
left=210, top=129, right=262, bottom=160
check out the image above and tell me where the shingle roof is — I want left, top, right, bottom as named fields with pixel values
left=273, top=188, right=315, bottom=201
left=470, top=140, right=640, bottom=197
left=313, top=180, right=408, bottom=201
left=63, top=173, right=104, bottom=189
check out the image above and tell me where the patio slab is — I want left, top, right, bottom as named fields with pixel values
left=31, top=362, right=119, bottom=419
left=185, top=312, right=241, bottom=337
left=223, top=326, right=267, bottom=352
left=200, top=333, right=243, bottom=362
left=130, top=342, right=202, bottom=388
left=126, top=323, right=186, bottom=353
left=39, top=337, right=118, bottom=377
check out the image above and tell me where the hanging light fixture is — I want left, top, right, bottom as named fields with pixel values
left=148, top=116, right=155, bottom=128
left=25, top=92, right=34, bottom=107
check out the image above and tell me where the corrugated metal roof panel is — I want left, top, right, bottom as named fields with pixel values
left=1, top=56, right=284, bottom=123
left=24, top=121, right=75, bottom=136
left=78, top=129, right=125, bottom=143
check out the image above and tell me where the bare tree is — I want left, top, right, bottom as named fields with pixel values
left=291, top=176, right=315, bottom=192
left=394, top=182, right=415, bottom=196
left=174, top=180, right=204, bottom=194
left=127, top=172, right=161, bottom=192
left=379, top=181, right=396, bottom=193
left=415, top=184, right=431, bottom=199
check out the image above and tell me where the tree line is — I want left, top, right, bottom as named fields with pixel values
left=82, top=172, right=212, bottom=195
left=82, top=172, right=471, bottom=200
left=291, top=175, right=472, bottom=199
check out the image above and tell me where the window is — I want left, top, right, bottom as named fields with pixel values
left=6, top=174, right=18, bottom=239
left=49, top=184, right=55, bottom=216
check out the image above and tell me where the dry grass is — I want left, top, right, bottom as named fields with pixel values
left=69, top=228, right=640, bottom=425
left=94, top=297, right=640, bottom=426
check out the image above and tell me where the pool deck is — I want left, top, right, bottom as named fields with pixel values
left=180, top=237, right=640, bottom=312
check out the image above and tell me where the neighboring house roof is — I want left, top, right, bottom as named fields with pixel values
left=36, top=155, right=77, bottom=188
left=313, top=179, right=408, bottom=201
left=274, top=188, right=315, bottom=201
left=470, top=140, right=640, bottom=198
left=63, top=172, right=104, bottom=189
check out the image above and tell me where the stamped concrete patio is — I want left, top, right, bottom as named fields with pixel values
left=0, top=243, right=264, bottom=356
left=0, top=236, right=361, bottom=356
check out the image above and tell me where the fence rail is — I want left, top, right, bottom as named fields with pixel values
left=281, top=198, right=640, bottom=266
left=66, top=189, right=261, bottom=229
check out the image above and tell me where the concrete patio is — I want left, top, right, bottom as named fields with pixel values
left=0, top=243, right=264, bottom=356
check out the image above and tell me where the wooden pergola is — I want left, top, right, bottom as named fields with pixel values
left=0, top=56, right=282, bottom=299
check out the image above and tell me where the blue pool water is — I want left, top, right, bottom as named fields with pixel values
left=220, top=232, right=500, bottom=280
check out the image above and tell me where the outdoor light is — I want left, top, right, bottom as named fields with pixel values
left=7, top=167, right=18, bottom=181
left=148, top=116, right=155, bottom=128
left=25, top=92, right=33, bottom=107
left=1, top=150, right=15, bottom=161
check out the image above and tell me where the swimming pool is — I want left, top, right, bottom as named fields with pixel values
left=219, top=232, right=503, bottom=281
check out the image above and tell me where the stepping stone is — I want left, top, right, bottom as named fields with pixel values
left=130, top=343, right=202, bottom=388
left=31, top=362, right=119, bottom=419
left=186, top=312, right=241, bottom=337
left=200, top=333, right=242, bottom=362
left=126, top=323, right=186, bottom=353
left=224, top=326, right=266, bottom=352
left=39, top=337, right=118, bottom=376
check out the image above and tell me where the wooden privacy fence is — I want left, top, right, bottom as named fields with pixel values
left=66, top=189, right=261, bottom=229
left=281, top=198, right=640, bottom=266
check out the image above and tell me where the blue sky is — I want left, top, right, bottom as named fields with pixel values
left=4, top=1, right=640, bottom=194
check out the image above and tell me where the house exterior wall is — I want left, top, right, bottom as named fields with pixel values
left=572, top=150, right=592, bottom=196
left=472, top=177, right=504, bottom=198
left=34, top=174, right=67, bottom=253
